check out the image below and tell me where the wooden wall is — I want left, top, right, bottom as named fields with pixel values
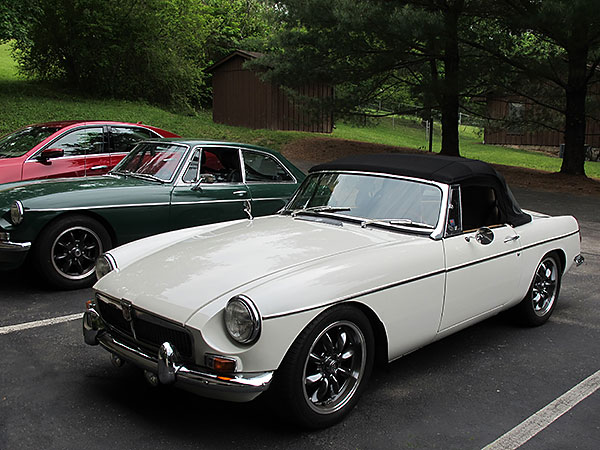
left=212, top=55, right=333, bottom=133
left=485, top=98, right=600, bottom=147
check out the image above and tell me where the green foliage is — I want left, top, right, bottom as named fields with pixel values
left=10, top=0, right=274, bottom=108
left=2, top=43, right=599, bottom=179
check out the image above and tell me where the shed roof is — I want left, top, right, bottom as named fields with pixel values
left=207, top=50, right=265, bottom=72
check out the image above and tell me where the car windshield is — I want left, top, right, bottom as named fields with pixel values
left=0, top=126, right=61, bottom=158
left=285, top=172, right=443, bottom=229
left=112, top=142, right=188, bottom=182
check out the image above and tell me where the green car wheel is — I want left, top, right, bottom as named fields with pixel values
left=34, top=214, right=112, bottom=289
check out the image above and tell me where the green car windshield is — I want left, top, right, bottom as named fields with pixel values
left=286, top=172, right=443, bottom=229
left=0, top=126, right=61, bottom=158
left=112, top=142, right=188, bottom=182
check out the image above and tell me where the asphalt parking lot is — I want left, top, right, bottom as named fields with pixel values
left=0, top=187, right=598, bottom=450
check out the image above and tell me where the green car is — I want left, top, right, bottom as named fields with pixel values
left=0, top=139, right=305, bottom=289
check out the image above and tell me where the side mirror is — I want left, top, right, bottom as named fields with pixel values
left=465, top=227, right=494, bottom=245
left=37, top=148, right=64, bottom=164
left=191, top=173, right=217, bottom=191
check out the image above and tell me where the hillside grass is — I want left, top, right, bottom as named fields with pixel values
left=1, top=43, right=598, bottom=179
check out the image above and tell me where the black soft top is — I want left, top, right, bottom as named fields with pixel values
left=310, top=153, right=532, bottom=227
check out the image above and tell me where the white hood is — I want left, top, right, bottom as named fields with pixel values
left=96, top=215, right=408, bottom=323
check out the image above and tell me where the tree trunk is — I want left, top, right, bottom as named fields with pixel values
left=439, top=4, right=461, bottom=157
left=561, top=41, right=588, bottom=176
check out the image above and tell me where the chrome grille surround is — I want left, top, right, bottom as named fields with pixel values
left=95, top=293, right=194, bottom=360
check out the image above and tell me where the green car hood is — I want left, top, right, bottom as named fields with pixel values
left=0, top=175, right=165, bottom=211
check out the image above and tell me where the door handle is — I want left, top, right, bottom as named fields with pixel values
left=90, top=165, right=108, bottom=171
left=233, top=190, right=247, bottom=197
left=503, top=235, right=520, bottom=243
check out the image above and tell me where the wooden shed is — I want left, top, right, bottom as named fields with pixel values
left=208, top=50, right=333, bottom=133
left=484, top=97, right=600, bottom=147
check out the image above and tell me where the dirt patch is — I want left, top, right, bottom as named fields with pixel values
left=281, top=137, right=600, bottom=197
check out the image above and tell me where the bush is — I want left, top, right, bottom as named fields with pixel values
left=11, top=0, right=274, bottom=108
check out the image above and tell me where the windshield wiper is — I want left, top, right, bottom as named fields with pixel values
left=360, top=218, right=434, bottom=230
left=127, top=172, right=165, bottom=183
left=110, top=169, right=130, bottom=177
left=291, top=206, right=352, bottom=216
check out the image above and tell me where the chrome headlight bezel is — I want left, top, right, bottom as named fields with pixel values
left=95, top=253, right=116, bottom=280
left=224, top=295, right=261, bottom=345
left=10, top=200, right=24, bottom=225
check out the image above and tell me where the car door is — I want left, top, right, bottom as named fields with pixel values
left=440, top=185, right=524, bottom=332
left=84, top=126, right=111, bottom=176
left=169, top=146, right=249, bottom=230
left=22, top=126, right=105, bottom=180
left=108, top=126, right=160, bottom=168
left=241, top=149, right=299, bottom=216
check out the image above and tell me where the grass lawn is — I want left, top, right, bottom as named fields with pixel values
left=1, top=43, right=599, bottom=179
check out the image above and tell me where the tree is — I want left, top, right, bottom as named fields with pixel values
left=470, top=0, right=600, bottom=176
left=0, top=0, right=36, bottom=42
left=258, top=0, right=493, bottom=156
left=10, top=0, right=275, bottom=108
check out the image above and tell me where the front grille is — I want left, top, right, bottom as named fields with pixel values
left=97, top=295, right=193, bottom=359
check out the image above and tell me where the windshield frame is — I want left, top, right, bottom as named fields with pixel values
left=110, top=141, right=191, bottom=184
left=284, top=170, right=450, bottom=239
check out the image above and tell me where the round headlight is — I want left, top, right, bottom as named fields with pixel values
left=95, top=254, right=116, bottom=280
left=224, top=295, right=261, bottom=345
left=10, top=200, right=24, bottom=225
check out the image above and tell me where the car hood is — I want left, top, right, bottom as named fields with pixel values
left=0, top=175, right=163, bottom=210
left=96, top=215, right=418, bottom=324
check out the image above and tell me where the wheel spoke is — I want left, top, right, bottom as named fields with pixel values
left=309, top=352, right=324, bottom=364
left=329, top=375, right=340, bottom=395
left=312, top=376, right=329, bottom=403
left=322, top=332, right=335, bottom=354
left=306, top=373, right=324, bottom=386
left=341, top=348, right=355, bottom=360
left=336, top=330, right=347, bottom=355
left=336, top=367, right=353, bottom=379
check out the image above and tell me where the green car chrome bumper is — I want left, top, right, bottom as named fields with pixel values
left=0, top=234, right=31, bottom=270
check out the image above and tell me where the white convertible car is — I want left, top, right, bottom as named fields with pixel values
left=83, top=153, right=584, bottom=428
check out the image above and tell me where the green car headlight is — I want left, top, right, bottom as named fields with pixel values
left=95, top=254, right=116, bottom=280
left=224, top=295, right=261, bottom=345
left=10, top=200, right=24, bottom=225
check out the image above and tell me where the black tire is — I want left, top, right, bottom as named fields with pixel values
left=274, top=305, right=375, bottom=429
left=516, top=252, right=562, bottom=326
left=33, top=214, right=112, bottom=289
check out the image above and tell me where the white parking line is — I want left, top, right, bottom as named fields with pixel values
left=482, top=370, right=600, bottom=450
left=0, top=313, right=82, bottom=335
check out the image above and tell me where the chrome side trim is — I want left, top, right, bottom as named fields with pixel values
left=27, top=202, right=171, bottom=212
left=574, top=254, right=585, bottom=266
left=172, top=199, right=247, bottom=206
left=264, top=228, right=581, bottom=321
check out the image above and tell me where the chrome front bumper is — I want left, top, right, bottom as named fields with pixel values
left=83, top=308, right=273, bottom=402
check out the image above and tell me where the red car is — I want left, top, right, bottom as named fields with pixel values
left=0, top=121, right=179, bottom=184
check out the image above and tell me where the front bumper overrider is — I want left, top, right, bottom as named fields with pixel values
left=83, top=307, right=273, bottom=402
left=0, top=232, right=31, bottom=270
